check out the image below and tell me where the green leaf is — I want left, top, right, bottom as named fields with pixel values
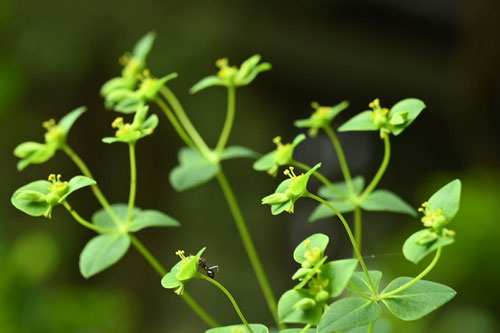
left=402, top=230, right=454, bottom=264
left=176, top=247, right=206, bottom=281
left=161, top=261, right=182, bottom=289
left=132, top=31, right=156, bottom=62
left=360, top=190, right=416, bottom=216
left=130, top=209, right=180, bottom=232
left=92, top=203, right=179, bottom=232
left=318, top=176, right=365, bottom=200
left=382, top=278, right=456, bottom=320
left=338, top=111, right=377, bottom=132
left=169, top=147, right=220, bottom=191
left=114, top=97, right=143, bottom=114
left=320, top=259, right=358, bottom=297
left=344, top=319, right=391, bottom=333
left=348, top=271, right=382, bottom=295
left=59, top=176, right=96, bottom=202
left=190, top=75, right=226, bottom=94
left=239, top=62, right=272, bottom=86
left=11, top=180, right=51, bottom=217
left=58, top=106, right=86, bottom=134
left=278, top=329, right=315, bottom=333
left=388, top=98, right=425, bottom=136
left=236, top=54, right=262, bottom=80
left=79, top=233, right=131, bottom=278
left=318, top=298, right=381, bottom=332
left=308, top=200, right=355, bottom=222
left=253, top=151, right=275, bottom=171
left=15, top=143, right=56, bottom=171
left=278, top=289, right=323, bottom=325
left=13, top=141, right=46, bottom=158
left=220, top=146, right=259, bottom=160
left=205, top=324, right=269, bottom=333
left=293, top=233, right=329, bottom=265
left=427, top=179, right=461, bottom=221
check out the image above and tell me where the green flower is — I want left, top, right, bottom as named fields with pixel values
left=190, top=54, right=272, bottom=94
left=102, top=105, right=158, bottom=144
left=100, top=31, right=156, bottom=103
left=338, top=98, right=426, bottom=138
left=262, top=163, right=321, bottom=214
left=294, top=101, right=349, bottom=137
left=11, top=174, right=96, bottom=218
left=253, top=134, right=306, bottom=177
left=14, top=107, right=86, bottom=171
left=161, top=248, right=206, bottom=295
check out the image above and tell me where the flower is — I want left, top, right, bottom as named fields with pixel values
left=14, top=107, right=86, bottom=170
left=262, top=163, right=321, bottom=214
left=189, top=54, right=272, bottom=94
left=294, top=100, right=349, bottom=137
left=102, top=105, right=158, bottom=144
left=253, top=134, right=306, bottom=177
left=161, top=248, right=206, bottom=295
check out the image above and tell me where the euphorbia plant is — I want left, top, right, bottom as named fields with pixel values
left=11, top=31, right=460, bottom=332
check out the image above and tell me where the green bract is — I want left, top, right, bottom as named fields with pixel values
left=14, top=106, right=86, bottom=170
left=101, top=31, right=157, bottom=111
left=253, top=134, right=306, bottom=177
left=190, top=54, right=272, bottom=94
left=403, top=179, right=461, bottom=264
left=11, top=174, right=95, bottom=218
left=261, top=163, right=321, bottom=214
left=294, top=100, right=349, bottom=137
left=338, top=98, right=425, bottom=138
left=102, top=105, right=158, bottom=144
left=161, top=248, right=206, bottom=295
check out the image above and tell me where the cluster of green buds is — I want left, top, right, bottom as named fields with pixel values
left=189, top=54, right=272, bottom=94
left=278, top=234, right=358, bottom=325
left=13, top=107, right=86, bottom=170
left=253, top=134, right=305, bottom=176
left=338, top=98, right=426, bottom=139
left=102, top=105, right=158, bottom=144
left=11, top=174, right=95, bottom=218
left=261, top=163, right=321, bottom=214
left=294, top=100, right=349, bottom=137
left=161, top=248, right=206, bottom=296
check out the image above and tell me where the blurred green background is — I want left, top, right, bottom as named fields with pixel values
left=1, top=0, right=499, bottom=332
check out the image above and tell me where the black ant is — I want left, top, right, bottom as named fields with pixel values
left=198, top=257, right=218, bottom=279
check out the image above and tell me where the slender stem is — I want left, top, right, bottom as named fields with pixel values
left=129, top=235, right=220, bottom=327
left=196, top=273, right=253, bottom=333
left=359, top=135, right=391, bottom=202
left=367, top=322, right=374, bottom=333
left=160, top=86, right=213, bottom=160
left=215, top=85, right=236, bottom=155
left=291, top=160, right=343, bottom=197
left=354, top=206, right=362, bottom=254
left=61, top=144, right=122, bottom=227
left=216, top=170, right=283, bottom=330
left=155, top=97, right=196, bottom=148
left=126, top=143, right=137, bottom=226
left=300, top=323, right=312, bottom=333
left=381, top=247, right=442, bottom=299
left=307, top=193, right=375, bottom=293
left=347, top=281, right=373, bottom=301
left=323, top=126, right=354, bottom=195
left=62, top=201, right=114, bottom=234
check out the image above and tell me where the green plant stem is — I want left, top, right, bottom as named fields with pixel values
left=126, top=143, right=137, bottom=226
left=61, top=144, right=121, bottom=227
left=291, top=160, right=343, bottom=196
left=62, top=201, right=113, bottom=234
left=381, top=247, right=442, bottom=299
left=323, top=126, right=354, bottom=195
left=367, top=322, right=374, bottom=333
left=216, top=169, right=283, bottom=330
left=155, top=97, right=196, bottom=148
left=347, top=282, right=373, bottom=301
left=196, top=273, right=253, bottom=333
left=359, top=135, right=391, bottom=202
left=354, top=206, right=362, bottom=254
left=307, top=193, right=376, bottom=293
left=129, top=235, right=220, bottom=328
left=300, top=323, right=312, bottom=333
left=160, top=86, right=213, bottom=160
left=215, top=85, right=236, bottom=155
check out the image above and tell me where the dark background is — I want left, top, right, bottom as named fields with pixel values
left=1, top=0, right=499, bottom=332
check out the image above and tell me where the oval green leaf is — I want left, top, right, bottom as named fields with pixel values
left=205, top=324, right=269, bottom=333
left=360, top=189, right=416, bottom=216
left=318, top=298, right=381, bottom=332
left=293, top=233, right=329, bottom=265
left=402, top=230, right=454, bottom=264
